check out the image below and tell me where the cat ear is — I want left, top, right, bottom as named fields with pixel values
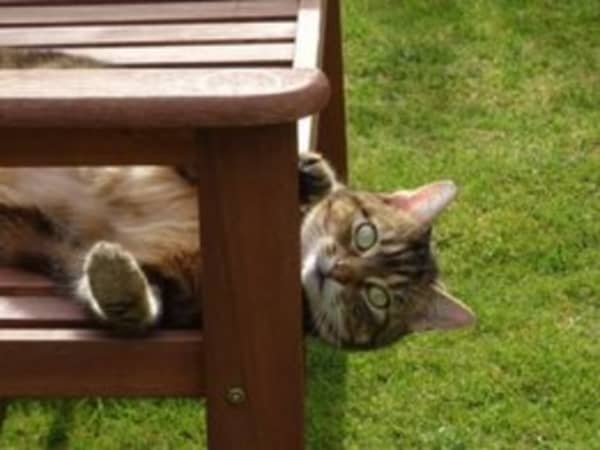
left=409, top=284, right=475, bottom=332
left=382, top=181, right=457, bottom=227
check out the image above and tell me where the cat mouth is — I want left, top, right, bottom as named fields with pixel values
left=317, top=271, right=345, bottom=307
left=301, top=248, right=342, bottom=307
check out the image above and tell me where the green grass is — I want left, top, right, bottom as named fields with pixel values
left=2, top=1, right=599, bottom=448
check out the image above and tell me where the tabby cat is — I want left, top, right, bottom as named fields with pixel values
left=0, top=49, right=474, bottom=349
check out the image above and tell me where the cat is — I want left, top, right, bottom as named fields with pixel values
left=0, top=49, right=475, bottom=348
left=299, top=153, right=474, bottom=348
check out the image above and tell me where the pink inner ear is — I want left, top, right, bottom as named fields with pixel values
left=384, top=193, right=412, bottom=210
left=383, top=181, right=457, bottom=226
left=409, top=287, right=475, bottom=332
left=431, top=297, right=475, bottom=330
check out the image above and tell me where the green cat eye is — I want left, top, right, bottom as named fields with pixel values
left=366, top=285, right=390, bottom=309
left=354, top=221, right=378, bottom=251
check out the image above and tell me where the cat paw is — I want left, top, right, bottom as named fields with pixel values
left=299, top=151, right=338, bottom=208
left=79, top=242, right=160, bottom=334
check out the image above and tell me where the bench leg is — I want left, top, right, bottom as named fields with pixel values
left=318, top=0, right=348, bottom=181
left=197, top=124, right=304, bottom=450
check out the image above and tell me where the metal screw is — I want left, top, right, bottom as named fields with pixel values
left=226, top=387, right=246, bottom=405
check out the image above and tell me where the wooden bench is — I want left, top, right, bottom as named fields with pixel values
left=0, top=1, right=347, bottom=449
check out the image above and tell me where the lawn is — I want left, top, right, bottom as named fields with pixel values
left=1, top=0, right=599, bottom=449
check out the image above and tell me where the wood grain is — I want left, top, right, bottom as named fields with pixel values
left=0, top=22, right=296, bottom=47
left=0, top=267, right=57, bottom=296
left=197, top=125, right=303, bottom=450
left=316, top=0, right=347, bottom=180
left=50, top=43, right=294, bottom=67
left=0, top=68, right=330, bottom=128
left=0, top=329, right=205, bottom=396
left=0, top=128, right=198, bottom=166
left=295, top=0, right=326, bottom=153
left=0, top=2, right=297, bottom=26
left=294, top=0, right=324, bottom=69
left=0, top=295, right=89, bottom=327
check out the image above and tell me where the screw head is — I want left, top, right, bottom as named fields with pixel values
left=226, top=387, right=246, bottom=405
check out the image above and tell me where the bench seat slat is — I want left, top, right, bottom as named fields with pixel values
left=0, top=21, right=296, bottom=47
left=50, top=43, right=294, bottom=66
left=0, top=1, right=298, bottom=26
left=0, top=295, right=90, bottom=327
left=0, top=267, right=57, bottom=295
left=0, top=329, right=205, bottom=396
left=0, top=68, right=330, bottom=128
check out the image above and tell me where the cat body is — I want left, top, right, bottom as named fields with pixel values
left=0, top=49, right=475, bottom=348
left=0, top=166, right=201, bottom=327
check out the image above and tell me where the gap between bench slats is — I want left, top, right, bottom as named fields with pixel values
left=0, top=328, right=205, bottom=396
left=0, top=2, right=298, bottom=27
left=0, top=22, right=296, bottom=47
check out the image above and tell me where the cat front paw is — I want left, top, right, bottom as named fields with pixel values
left=79, top=242, right=160, bottom=334
left=299, top=151, right=338, bottom=208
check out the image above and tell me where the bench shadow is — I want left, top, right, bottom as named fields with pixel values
left=306, top=340, right=348, bottom=450
left=0, top=400, right=73, bottom=449
left=0, top=400, right=8, bottom=432
left=44, top=400, right=74, bottom=450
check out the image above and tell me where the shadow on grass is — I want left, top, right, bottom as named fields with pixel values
left=0, top=400, right=8, bottom=432
left=44, top=401, right=74, bottom=450
left=306, top=341, right=348, bottom=450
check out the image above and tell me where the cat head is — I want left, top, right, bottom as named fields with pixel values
left=301, top=181, right=474, bottom=349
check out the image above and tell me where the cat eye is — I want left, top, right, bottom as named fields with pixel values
left=354, top=221, right=378, bottom=251
left=366, top=284, right=391, bottom=309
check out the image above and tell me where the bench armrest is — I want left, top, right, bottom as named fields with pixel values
left=0, top=68, right=329, bottom=128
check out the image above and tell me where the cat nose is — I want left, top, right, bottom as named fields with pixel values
left=329, top=259, right=356, bottom=284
